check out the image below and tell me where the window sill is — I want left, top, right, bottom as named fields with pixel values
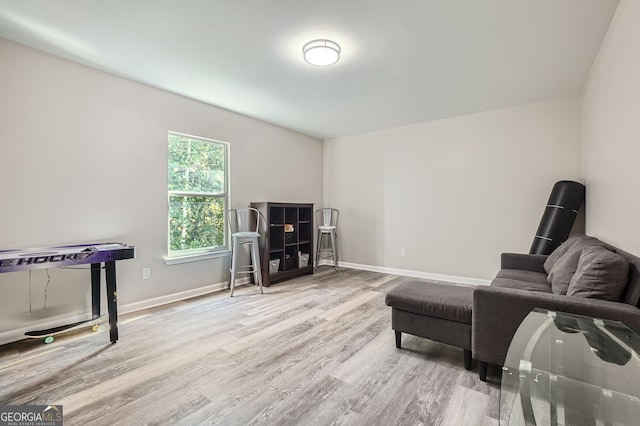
left=164, top=249, right=231, bottom=266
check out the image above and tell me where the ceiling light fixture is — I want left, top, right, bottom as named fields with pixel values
left=302, top=39, right=341, bottom=66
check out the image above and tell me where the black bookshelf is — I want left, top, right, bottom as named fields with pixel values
left=251, top=202, right=314, bottom=286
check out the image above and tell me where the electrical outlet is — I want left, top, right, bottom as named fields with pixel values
left=400, top=249, right=406, bottom=257
left=142, top=267, right=151, bottom=279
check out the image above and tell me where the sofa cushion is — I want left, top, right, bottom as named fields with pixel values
left=547, top=236, right=605, bottom=295
left=543, top=234, right=585, bottom=274
left=491, top=277, right=552, bottom=293
left=496, top=269, right=550, bottom=286
left=567, top=246, right=629, bottom=302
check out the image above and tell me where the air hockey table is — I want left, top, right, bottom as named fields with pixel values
left=0, top=242, right=135, bottom=343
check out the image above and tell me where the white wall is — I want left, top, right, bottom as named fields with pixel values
left=0, top=38, right=323, bottom=342
left=581, top=0, right=640, bottom=253
left=324, top=98, right=582, bottom=281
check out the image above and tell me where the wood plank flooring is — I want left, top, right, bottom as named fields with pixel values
left=0, top=267, right=501, bottom=425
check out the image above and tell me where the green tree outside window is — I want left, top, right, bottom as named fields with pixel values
left=168, top=133, right=228, bottom=254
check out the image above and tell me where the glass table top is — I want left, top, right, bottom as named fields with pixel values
left=500, top=309, right=640, bottom=425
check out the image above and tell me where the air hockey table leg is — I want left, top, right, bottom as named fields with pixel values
left=105, top=261, right=119, bottom=343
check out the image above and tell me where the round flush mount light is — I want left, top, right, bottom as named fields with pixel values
left=302, top=39, right=341, bottom=66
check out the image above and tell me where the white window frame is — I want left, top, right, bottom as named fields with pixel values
left=166, top=131, right=230, bottom=261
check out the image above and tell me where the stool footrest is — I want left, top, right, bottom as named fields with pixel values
left=386, top=281, right=474, bottom=371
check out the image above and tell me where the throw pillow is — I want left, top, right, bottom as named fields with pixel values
left=547, top=236, right=602, bottom=295
left=566, top=245, right=629, bottom=302
left=543, top=234, right=587, bottom=274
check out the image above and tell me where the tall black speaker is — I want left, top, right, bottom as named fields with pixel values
left=530, top=180, right=585, bottom=255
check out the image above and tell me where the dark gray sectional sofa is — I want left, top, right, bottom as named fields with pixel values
left=473, top=234, right=640, bottom=381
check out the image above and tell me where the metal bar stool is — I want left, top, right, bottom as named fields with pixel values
left=228, top=207, right=264, bottom=297
left=315, top=208, right=339, bottom=270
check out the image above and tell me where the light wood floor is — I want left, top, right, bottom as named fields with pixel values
left=0, top=267, right=501, bottom=425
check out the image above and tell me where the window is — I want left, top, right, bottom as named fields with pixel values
left=168, top=132, right=229, bottom=256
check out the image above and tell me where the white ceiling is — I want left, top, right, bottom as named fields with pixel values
left=0, top=0, right=620, bottom=139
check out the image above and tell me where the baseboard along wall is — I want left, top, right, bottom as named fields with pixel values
left=316, top=260, right=491, bottom=287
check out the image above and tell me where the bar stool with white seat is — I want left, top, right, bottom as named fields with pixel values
left=228, top=207, right=264, bottom=297
left=315, top=208, right=339, bottom=270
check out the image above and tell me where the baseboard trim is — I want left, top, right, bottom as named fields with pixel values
left=318, top=260, right=491, bottom=287
left=119, top=277, right=250, bottom=315
left=0, top=277, right=250, bottom=346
